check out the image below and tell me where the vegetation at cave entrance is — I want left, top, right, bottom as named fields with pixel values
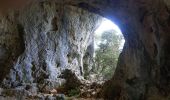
left=93, top=30, right=123, bottom=80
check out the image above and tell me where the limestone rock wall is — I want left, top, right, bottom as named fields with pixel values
left=0, top=1, right=101, bottom=90
left=0, top=13, right=25, bottom=82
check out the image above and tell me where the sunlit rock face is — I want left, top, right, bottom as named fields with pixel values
left=0, top=1, right=101, bottom=90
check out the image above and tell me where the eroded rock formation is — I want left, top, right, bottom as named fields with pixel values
left=0, top=1, right=101, bottom=94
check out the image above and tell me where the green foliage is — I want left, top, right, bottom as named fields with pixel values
left=93, top=30, right=123, bottom=79
left=67, top=88, right=80, bottom=97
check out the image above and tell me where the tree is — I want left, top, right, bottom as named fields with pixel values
left=93, top=30, right=123, bottom=79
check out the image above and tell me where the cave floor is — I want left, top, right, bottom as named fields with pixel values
left=0, top=80, right=104, bottom=100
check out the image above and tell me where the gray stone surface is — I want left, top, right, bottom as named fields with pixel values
left=0, top=1, right=101, bottom=92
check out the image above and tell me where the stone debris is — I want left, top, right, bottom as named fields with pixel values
left=50, top=89, right=57, bottom=95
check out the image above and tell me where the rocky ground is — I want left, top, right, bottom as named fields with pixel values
left=0, top=70, right=105, bottom=100
left=0, top=79, right=104, bottom=100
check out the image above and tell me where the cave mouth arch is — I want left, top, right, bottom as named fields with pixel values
left=83, top=17, right=125, bottom=82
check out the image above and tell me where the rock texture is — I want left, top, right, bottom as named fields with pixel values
left=0, top=1, right=101, bottom=93
left=0, top=13, right=25, bottom=82
left=0, top=0, right=170, bottom=100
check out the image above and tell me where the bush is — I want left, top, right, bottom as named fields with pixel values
left=67, top=88, right=80, bottom=97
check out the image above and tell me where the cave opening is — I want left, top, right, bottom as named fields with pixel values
left=83, top=17, right=125, bottom=82
left=0, top=0, right=169, bottom=99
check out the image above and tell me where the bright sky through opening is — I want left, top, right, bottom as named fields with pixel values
left=94, top=18, right=125, bottom=50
